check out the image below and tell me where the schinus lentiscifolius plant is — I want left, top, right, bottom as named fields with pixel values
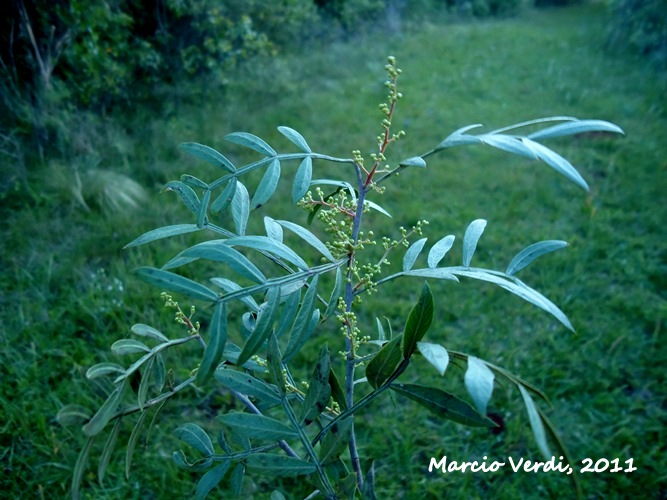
left=61, top=57, right=624, bottom=499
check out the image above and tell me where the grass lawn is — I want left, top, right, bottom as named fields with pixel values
left=1, top=2, right=665, bottom=498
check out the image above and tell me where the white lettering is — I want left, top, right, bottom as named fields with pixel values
left=428, top=456, right=447, bottom=473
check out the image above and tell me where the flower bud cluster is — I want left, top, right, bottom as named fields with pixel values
left=160, top=292, right=200, bottom=335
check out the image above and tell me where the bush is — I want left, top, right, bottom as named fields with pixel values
left=608, top=0, right=667, bottom=69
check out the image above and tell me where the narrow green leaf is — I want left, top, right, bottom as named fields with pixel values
left=225, top=132, right=276, bottom=157
left=284, top=275, right=319, bottom=361
left=276, top=288, right=301, bottom=338
left=276, top=219, right=335, bottom=262
left=214, top=368, right=281, bottom=407
left=464, top=356, right=495, bottom=415
left=83, top=384, right=125, bottom=436
left=324, top=267, right=343, bottom=319
left=251, top=158, right=280, bottom=208
left=417, top=342, right=449, bottom=376
left=375, top=317, right=386, bottom=342
left=162, top=181, right=200, bottom=213
left=232, top=182, right=250, bottom=236
left=402, top=282, right=434, bottom=359
left=519, top=384, right=552, bottom=459
left=402, top=237, right=427, bottom=272
left=124, top=224, right=201, bottom=249
left=300, top=344, right=332, bottom=424
left=197, top=189, right=211, bottom=228
left=153, top=353, right=166, bottom=392
left=219, top=412, right=298, bottom=441
left=481, top=134, right=537, bottom=160
left=197, top=302, right=228, bottom=385
left=319, top=417, right=352, bottom=465
left=229, top=464, right=245, bottom=496
left=245, top=454, right=316, bottom=476
left=168, top=240, right=266, bottom=284
left=72, top=436, right=94, bottom=500
left=366, top=335, right=403, bottom=389
left=131, top=323, right=169, bottom=343
left=56, top=404, right=92, bottom=426
left=506, top=240, right=568, bottom=275
left=86, top=362, right=127, bottom=380
left=398, top=156, right=426, bottom=168
left=211, top=177, right=238, bottom=214
left=427, top=235, right=455, bottom=269
left=125, top=409, right=149, bottom=479
left=135, top=267, right=219, bottom=302
left=267, top=332, right=285, bottom=393
left=435, top=124, right=484, bottom=150
left=180, top=174, right=209, bottom=189
left=402, top=268, right=459, bottom=281
left=264, top=216, right=283, bottom=242
left=111, top=339, right=150, bottom=355
left=237, top=286, right=281, bottom=367
left=362, top=461, right=377, bottom=500
left=462, top=219, right=487, bottom=267
left=292, top=156, right=313, bottom=203
left=364, top=199, right=392, bottom=218
left=527, top=119, right=624, bottom=141
left=286, top=309, right=319, bottom=362
left=278, top=126, right=311, bottom=153
left=271, top=490, right=287, bottom=500
left=522, top=137, right=589, bottom=191
left=328, top=368, right=348, bottom=411
left=196, top=461, right=231, bottom=500
left=179, top=142, right=236, bottom=173
left=174, top=423, right=214, bottom=456
left=391, top=383, right=495, bottom=427
left=137, top=357, right=155, bottom=410
left=225, top=235, right=309, bottom=270
left=172, top=450, right=213, bottom=471
left=98, top=417, right=122, bottom=484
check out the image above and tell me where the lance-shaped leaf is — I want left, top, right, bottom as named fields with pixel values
left=179, top=142, right=236, bottom=173
left=165, top=240, right=266, bottom=284
left=275, top=288, right=301, bottom=338
left=506, top=240, right=568, bottom=275
left=362, top=461, right=377, bottom=500
left=292, top=156, right=313, bottom=203
left=264, top=216, right=283, bottom=242
left=434, top=124, right=484, bottom=150
left=402, top=282, right=434, bottom=359
left=403, top=237, right=427, bottom=272
left=219, top=412, right=298, bottom=441
left=245, top=454, right=316, bottom=477
left=181, top=174, right=209, bottom=189
left=417, top=342, right=449, bottom=376
left=464, top=356, right=495, bottom=415
left=83, top=383, right=126, bottom=436
left=480, top=134, right=537, bottom=160
left=366, top=334, right=403, bottom=389
left=135, top=267, right=219, bottom=302
left=284, top=275, right=319, bottom=361
left=301, top=344, right=332, bottom=424
left=162, top=181, right=200, bottom=213
left=125, top=407, right=149, bottom=478
left=252, top=158, right=281, bottom=209
left=137, top=357, right=155, bottom=410
left=527, top=119, right=624, bottom=141
left=285, top=309, right=319, bottom=362
left=196, top=461, right=230, bottom=500
left=427, top=235, right=455, bottom=268
left=211, top=177, right=237, bottom=213
left=124, top=224, right=201, bottom=249
left=72, top=436, right=94, bottom=500
left=266, top=332, right=285, bottom=393
left=319, top=417, right=352, bottom=465
left=86, top=362, right=126, bottom=380
left=329, top=367, right=348, bottom=411
left=197, top=189, right=210, bottom=228
left=237, top=286, right=281, bottom=367
left=399, top=156, right=426, bottom=168
left=57, top=404, right=92, bottom=426
left=131, top=323, right=169, bottom=343
left=364, top=199, right=392, bottom=218
left=232, top=182, right=250, bottom=236
left=519, top=384, right=552, bottom=459
left=214, top=368, right=281, bottom=407
left=111, top=339, right=150, bottom=355
left=174, top=423, right=214, bottom=456
left=197, top=302, right=228, bottom=385
left=462, top=219, right=487, bottom=267
left=98, top=417, right=121, bottom=483
left=209, top=277, right=259, bottom=311
left=391, top=383, right=496, bottom=427
left=402, top=268, right=459, bottom=281
left=278, top=125, right=311, bottom=153
left=522, top=137, right=589, bottom=191
left=225, top=235, right=309, bottom=270
left=225, top=132, right=276, bottom=157
left=276, top=220, right=335, bottom=262
left=324, top=266, right=343, bottom=319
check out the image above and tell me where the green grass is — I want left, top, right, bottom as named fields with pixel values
left=2, top=3, right=666, bottom=498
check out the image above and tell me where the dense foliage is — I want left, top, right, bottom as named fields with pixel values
left=608, top=0, right=667, bottom=69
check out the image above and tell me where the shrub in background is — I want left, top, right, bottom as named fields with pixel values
left=59, top=57, right=624, bottom=498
